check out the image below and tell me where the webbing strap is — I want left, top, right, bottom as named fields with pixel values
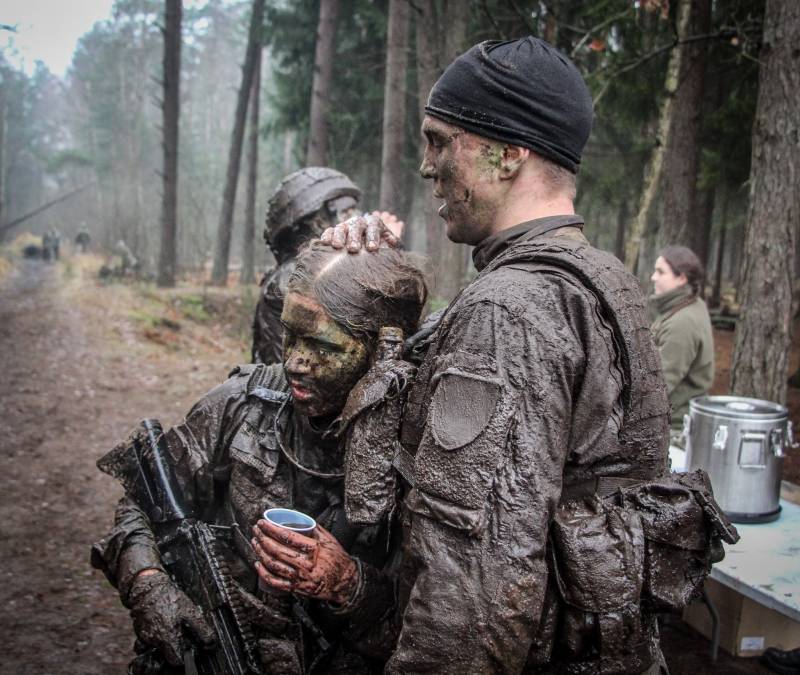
left=560, top=476, right=643, bottom=503
left=392, top=446, right=417, bottom=487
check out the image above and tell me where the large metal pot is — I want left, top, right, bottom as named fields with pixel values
left=684, top=395, right=790, bottom=523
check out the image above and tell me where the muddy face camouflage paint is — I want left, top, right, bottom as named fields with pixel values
left=281, top=292, right=370, bottom=419
left=420, top=116, right=504, bottom=246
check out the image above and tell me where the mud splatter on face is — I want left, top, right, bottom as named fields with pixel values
left=419, top=115, right=504, bottom=245
left=281, top=293, right=370, bottom=419
left=478, top=142, right=504, bottom=174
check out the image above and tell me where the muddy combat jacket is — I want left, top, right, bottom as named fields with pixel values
left=340, top=217, right=672, bottom=674
left=91, top=363, right=397, bottom=674
left=252, top=261, right=295, bottom=364
left=649, top=284, right=714, bottom=428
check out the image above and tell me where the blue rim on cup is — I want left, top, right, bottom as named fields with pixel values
left=263, top=507, right=316, bottom=533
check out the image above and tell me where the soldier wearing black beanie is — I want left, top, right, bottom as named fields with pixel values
left=300, top=36, right=673, bottom=675
left=426, top=37, right=594, bottom=174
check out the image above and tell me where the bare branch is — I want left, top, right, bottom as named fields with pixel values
left=1, top=184, right=95, bottom=234
left=590, top=30, right=739, bottom=107
left=570, top=8, right=633, bottom=59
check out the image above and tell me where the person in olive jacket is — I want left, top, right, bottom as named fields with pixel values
left=650, top=245, right=715, bottom=430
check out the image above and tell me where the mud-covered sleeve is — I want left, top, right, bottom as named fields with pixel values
left=90, top=496, right=163, bottom=605
left=386, top=288, right=584, bottom=673
left=91, top=372, right=254, bottom=601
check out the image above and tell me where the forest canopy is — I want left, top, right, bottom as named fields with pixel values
left=1, top=0, right=766, bottom=282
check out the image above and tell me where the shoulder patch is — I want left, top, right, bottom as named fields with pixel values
left=430, top=370, right=501, bottom=450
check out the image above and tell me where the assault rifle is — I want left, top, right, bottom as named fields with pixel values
left=128, top=419, right=263, bottom=675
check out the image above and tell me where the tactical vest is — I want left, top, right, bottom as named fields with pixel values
left=483, top=236, right=671, bottom=471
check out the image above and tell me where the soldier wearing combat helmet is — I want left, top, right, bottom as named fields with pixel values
left=252, top=167, right=362, bottom=365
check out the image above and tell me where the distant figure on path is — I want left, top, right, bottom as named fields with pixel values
left=42, top=231, right=54, bottom=262
left=49, top=228, right=62, bottom=260
left=75, top=228, right=91, bottom=253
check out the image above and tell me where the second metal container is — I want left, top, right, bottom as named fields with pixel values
left=685, top=395, right=789, bottom=523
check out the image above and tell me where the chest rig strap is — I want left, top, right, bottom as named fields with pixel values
left=392, top=445, right=417, bottom=487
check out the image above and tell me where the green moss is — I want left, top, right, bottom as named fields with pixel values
left=128, top=309, right=181, bottom=331
left=128, top=309, right=161, bottom=328
left=172, top=294, right=211, bottom=323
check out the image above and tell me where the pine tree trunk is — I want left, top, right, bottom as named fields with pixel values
left=241, top=47, right=262, bottom=285
left=614, top=199, right=629, bottom=261
left=710, top=191, right=728, bottom=308
left=0, top=93, right=6, bottom=238
left=657, top=0, right=711, bottom=249
left=210, top=0, right=264, bottom=285
left=728, top=217, right=743, bottom=290
left=693, top=185, right=715, bottom=281
left=306, top=0, right=339, bottom=166
left=157, top=0, right=182, bottom=288
left=624, top=0, right=692, bottom=271
left=282, top=130, right=296, bottom=174
left=379, top=0, right=410, bottom=218
left=730, top=0, right=800, bottom=404
left=415, top=0, right=441, bottom=261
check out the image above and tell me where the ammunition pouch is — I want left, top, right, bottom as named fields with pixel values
left=548, top=469, right=738, bottom=673
left=549, top=494, right=652, bottom=673
left=618, top=469, right=737, bottom=613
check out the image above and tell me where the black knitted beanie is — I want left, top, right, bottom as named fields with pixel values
left=425, top=37, right=593, bottom=173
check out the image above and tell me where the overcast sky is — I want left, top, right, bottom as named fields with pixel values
left=2, top=1, right=115, bottom=77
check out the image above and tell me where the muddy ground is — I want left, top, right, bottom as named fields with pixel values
left=0, top=258, right=251, bottom=674
left=0, top=256, right=791, bottom=674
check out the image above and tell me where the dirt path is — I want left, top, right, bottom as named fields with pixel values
left=0, top=260, right=245, bottom=675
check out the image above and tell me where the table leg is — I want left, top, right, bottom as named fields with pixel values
left=701, top=587, right=720, bottom=662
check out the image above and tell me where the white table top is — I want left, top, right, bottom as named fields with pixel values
left=669, top=446, right=800, bottom=621
left=711, top=498, right=800, bottom=622
left=669, top=445, right=687, bottom=472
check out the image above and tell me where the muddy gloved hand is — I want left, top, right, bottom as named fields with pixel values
left=128, top=571, right=216, bottom=666
left=251, top=520, right=359, bottom=606
left=320, top=213, right=400, bottom=252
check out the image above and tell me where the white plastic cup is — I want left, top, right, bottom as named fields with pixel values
left=262, top=507, right=316, bottom=533
left=257, top=508, right=317, bottom=593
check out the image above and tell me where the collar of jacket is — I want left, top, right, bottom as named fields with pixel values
left=649, top=283, right=695, bottom=317
left=472, top=214, right=585, bottom=271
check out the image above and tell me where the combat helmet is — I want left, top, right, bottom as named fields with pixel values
left=264, top=167, right=361, bottom=256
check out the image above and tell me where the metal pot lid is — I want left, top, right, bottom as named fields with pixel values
left=689, top=395, right=787, bottom=420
